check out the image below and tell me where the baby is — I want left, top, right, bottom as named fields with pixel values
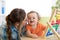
left=26, top=11, right=46, bottom=38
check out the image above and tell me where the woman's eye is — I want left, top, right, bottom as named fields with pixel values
left=28, top=18, right=31, bottom=20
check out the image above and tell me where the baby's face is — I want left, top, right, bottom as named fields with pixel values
left=27, top=13, right=38, bottom=26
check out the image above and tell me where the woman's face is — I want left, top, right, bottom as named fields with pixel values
left=27, top=13, right=38, bottom=26
left=22, top=16, right=28, bottom=26
left=14, top=15, right=27, bottom=29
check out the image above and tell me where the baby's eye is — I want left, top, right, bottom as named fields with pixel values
left=33, top=17, right=35, bottom=19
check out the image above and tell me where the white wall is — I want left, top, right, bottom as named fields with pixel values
left=0, top=0, right=2, bottom=15
left=0, top=0, right=2, bottom=25
left=0, top=0, right=6, bottom=26
left=5, top=0, right=56, bottom=17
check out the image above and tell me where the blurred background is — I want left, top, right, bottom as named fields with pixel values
left=0, top=0, right=57, bottom=26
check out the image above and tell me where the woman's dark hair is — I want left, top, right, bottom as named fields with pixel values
left=27, top=11, right=40, bottom=20
left=6, top=8, right=26, bottom=40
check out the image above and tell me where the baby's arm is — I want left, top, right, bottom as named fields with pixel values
left=26, top=30, right=38, bottom=38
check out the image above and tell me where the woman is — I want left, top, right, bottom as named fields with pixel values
left=2, top=8, right=26, bottom=40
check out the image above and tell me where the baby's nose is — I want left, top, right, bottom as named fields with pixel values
left=30, top=18, right=33, bottom=21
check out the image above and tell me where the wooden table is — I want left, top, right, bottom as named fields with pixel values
left=21, top=35, right=59, bottom=40
left=21, top=36, right=46, bottom=40
left=46, top=35, right=59, bottom=40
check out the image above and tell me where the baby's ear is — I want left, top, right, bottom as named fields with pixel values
left=38, top=15, right=40, bottom=20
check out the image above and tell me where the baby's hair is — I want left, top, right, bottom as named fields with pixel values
left=27, top=11, right=40, bottom=20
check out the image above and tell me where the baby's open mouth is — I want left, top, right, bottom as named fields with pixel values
left=30, top=21, right=34, bottom=23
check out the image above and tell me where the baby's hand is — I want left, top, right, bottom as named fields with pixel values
left=32, top=34, right=38, bottom=38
